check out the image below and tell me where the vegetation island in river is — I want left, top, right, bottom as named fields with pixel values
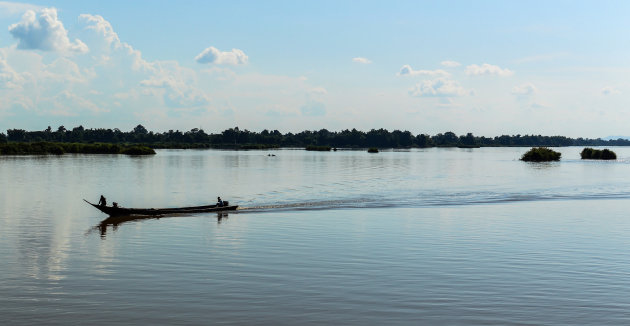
left=1, top=125, right=630, bottom=154
left=580, top=148, right=617, bottom=160
left=520, top=147, right=562, bottom=162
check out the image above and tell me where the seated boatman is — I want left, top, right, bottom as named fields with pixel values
left=217, top=197, right=224, bottom=207
left=98, top=195, right=107, bottom=206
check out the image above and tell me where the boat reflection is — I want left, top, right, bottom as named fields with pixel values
left=93, top=211, right=231, bottom=238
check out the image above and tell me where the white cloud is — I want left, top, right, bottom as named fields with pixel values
left=52, top=90, right=104, bottom=114
left=0, top=11, right=335, bottom=131
left=79, top=14, right=151, bottom=71
left=9, top=8, right=88, bottom=53
left=0, top=1, right=43, bottom=17
left=512, top=83, right=537, bottom=96
left=0, top=55, right=25, bottom=89
left=309, top=87, right=327, bottom=96
left=352, top=57, right=372, bottom=64
left=465, top=63, right=513, bottom=76
left=43, top=57, right=92, bottom=83
left=601, top=86, right=621, bottom=95
left=441, top=60, right=461, bottom=67
left=300, top=101, right=326, bottom=116
left=409, top=78, right=468, bottom=97
left=79, top=14, right=120, bottom=47
left=200, top=67, right=237, bottom=81
left=398, top=65, right=450, bottom=77
left=195, top=46, right=248, bottom=65
left=140, top=62, right=211, bottom=108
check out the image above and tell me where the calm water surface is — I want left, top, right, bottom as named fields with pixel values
left=2, top=147, right=630, bottom=325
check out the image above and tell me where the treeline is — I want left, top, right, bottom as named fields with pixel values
left=2, top=125, right=630, bottom=148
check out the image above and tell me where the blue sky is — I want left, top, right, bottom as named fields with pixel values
left=0, top=1, right=629, bottom=137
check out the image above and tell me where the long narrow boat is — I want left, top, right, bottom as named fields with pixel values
left=84, top=199, right=238, bottom=216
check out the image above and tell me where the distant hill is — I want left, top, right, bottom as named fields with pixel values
left=603, top=136, right=630, bottom=141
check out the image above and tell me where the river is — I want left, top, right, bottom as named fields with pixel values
left=2, top=147, right=630, bottom=325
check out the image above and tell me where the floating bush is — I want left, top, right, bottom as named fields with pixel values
left=520, top=147, right=561, bottom=162
left=580, top=147, right=616, bottom=160
left=368, top=147, right=379, bottom=153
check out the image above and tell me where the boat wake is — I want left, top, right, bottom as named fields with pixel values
left=236, top=189, right=630, bottom=213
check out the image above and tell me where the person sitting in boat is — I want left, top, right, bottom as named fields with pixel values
left=98, top=195, right=107, bottom=206
left=112, top=202, right=118, bottom=208
left=217, top=197, right=224, bottom=207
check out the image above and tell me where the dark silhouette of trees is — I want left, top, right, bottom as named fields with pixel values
left=4, top=125, right=630, bottom=149
left=581, top=148, right=617, bottom=160
left=521, top=147, right=562, bottom=162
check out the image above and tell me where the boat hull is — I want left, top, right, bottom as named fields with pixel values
left=84, top=199, right=238, bottom=216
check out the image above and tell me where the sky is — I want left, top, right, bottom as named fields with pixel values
left=0, top=0, right=629, bottom=137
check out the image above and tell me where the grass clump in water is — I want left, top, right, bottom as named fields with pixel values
left=368, top=147, right=379, bottom=153
left=520, top=147, right=561, bottom=162
left=580, top=147, right=616, bottom=160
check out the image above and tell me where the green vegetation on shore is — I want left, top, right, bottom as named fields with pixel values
left=521, top=147, right=561, bottom=162
left=0, top=142, right=155, bottom=155
left=4, top=125, right=630, bottom=150
left=306, top=145, right=331, bottom=151
left=580, top=148, right=617, bottom=160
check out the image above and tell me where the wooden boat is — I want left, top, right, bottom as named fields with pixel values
left=84, top=199, right=238, bottom=216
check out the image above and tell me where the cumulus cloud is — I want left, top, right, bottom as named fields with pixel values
left=409, top=78, right=468, bottom=97
left=79, top=14, right=120, bottom=47
left=601, top=86, right=621, bottom=95
left=512, top=83, right=537, bottom=96
left=0, top=1, right=43, bottom=17
left=352, top=57, right=372, bottom=64
left=465, top=63, right=513, bottom=76
left=79, top=14, right=151, bottom=71
left=0, top=56, right=25, bottom=89
left=0, top=11, right=330, bottom=129
left=398, top=65, right=450, bottom=77
left=140, top=62, right=211, bottom=108
left=9, top=8, right=88, bottom=53
left=441, top=60, right=461, bottom=67
left=195, top=46, right=248, bottom=65
left=51, top=90, right=104, bottom=115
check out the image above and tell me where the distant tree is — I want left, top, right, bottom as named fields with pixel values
left=70, top=126, right=85, bottom=142
left=433, top=131, right=458, bottom=146
left=7, top=129, right=26, bottom=142
left=221, top=127, right=240, bottom=144
left=133, top=124, right=148, bottom=134
left=415, top=134, right=432, bottom=147
left=459, top=132, right=476, bottom=146
left=0, top=132, right=7, bottom=143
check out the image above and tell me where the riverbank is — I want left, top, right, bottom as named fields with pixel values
left=0, top=142, right=155, bottom=155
